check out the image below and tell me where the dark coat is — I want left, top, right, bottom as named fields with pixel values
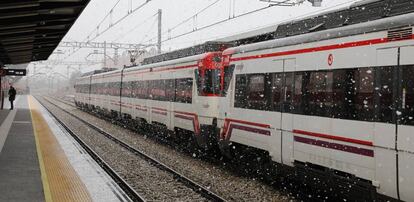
left=8, top=87, right=16, bottom=101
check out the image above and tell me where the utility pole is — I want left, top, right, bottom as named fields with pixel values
left=157, top=9, right=162, bottom=54
left=114, top=48, right=119, bottom=66
left=104, top=41, right=107, bottom=69
left=0, top=71, right=2, bottom=110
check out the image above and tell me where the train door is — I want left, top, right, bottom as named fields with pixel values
left=280, top=58, right=296, bottom=166
left=376, top=46, right=414, bottom=201
left=397, top=46, right=414, bottom=202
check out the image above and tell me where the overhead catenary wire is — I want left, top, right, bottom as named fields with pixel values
left=62, top=0, right=155, bottom=61
left=138, top=17, right=159, bottom=45
left=165, top=0, right=223, bottom=35
left=161, top=0, right=358, bottom=46
left=112, top=12, right=159, bottom=42
left=84, top=0, right=123, bottom=42
left=159, top=5, right=276, bottom=43
left=144, top=0, right=224, bottom=44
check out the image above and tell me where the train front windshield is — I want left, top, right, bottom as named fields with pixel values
left=196, top=53, right=235, bottom=97
left=197, top=69, right=221, bottom=96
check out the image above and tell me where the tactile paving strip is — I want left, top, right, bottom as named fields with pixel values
left=29, top=96, right=92, bottom=202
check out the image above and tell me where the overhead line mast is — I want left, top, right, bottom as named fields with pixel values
left=158, top=9, right=162, bottom=54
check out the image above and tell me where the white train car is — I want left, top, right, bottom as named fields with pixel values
left=78, top=42, right=231, bottom=149
left=121, top=51, right=225, bottom=148
left=219, top=2, right=414, bottom=200
left=74, top=0, right=414, bottom=199
left=93, top=69, right=123, bottom=117
left=74, top=74, right=91, bottom=108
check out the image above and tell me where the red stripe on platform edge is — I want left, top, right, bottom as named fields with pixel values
left=293, top=129, right=373, bottom=146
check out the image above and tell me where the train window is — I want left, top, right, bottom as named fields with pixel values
left=95, top=83, right=99, bottom=94
left=196, top=69, right=221, bottom=96
left=94, top=83, right=98, bottom=94
left=165, top=79, right=175, bottom=102
left=235, top=74, right=248, bottom=108
left=332, top=69, right=349, bottom=119
left=332, top=68, right=374, bottom=121
left=271, top=73, right=283, bottom=112
left=221, top=65, right=235, bottom=96
left=283, top=72, right=294, bottom=113
left=175, top=78, right=193, bottom=103
left=121, top=81, right=131, bottom=97
left=150, top=80, right=166, bottom=101
left=303, top=71, right=333, bottom=117
left=375, top=67, right=394, bottom=123
left=104, top=82, right=110, bottom=95
left=401, top=66, right=414, bottom=126
left=108, top=82, right=113, bottom=96
left=94, top=83, right=97, bottom=94
left=112, top=82, right=120, bottom=96
left=137, top=81, right=148, bottom=99
left=91, top=84, right=94, bottom=94
left=356, top=67, right=375, bottom=121
left=131, top=81, right=137, bottom=98
left=246, top=74, right=270, bottom=111
left=292, top=72, right=304, bottom=114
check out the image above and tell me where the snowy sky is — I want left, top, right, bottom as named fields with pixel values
left=47, top=0, right=360, bottom=69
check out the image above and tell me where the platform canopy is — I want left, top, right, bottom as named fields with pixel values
left=0, top=0, right=90, bottom=66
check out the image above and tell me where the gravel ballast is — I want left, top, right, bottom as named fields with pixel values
left=44, top=96, right=292, bottom=202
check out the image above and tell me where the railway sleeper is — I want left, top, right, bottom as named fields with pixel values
left=75, top=103, right=392, bottom=201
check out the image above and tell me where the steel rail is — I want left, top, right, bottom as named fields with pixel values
left=35, top=96, right=146, bottom=202
left=40, top=96, right=227, bottom=202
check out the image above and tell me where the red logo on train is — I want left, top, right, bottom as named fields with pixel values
left=328, top=54, right=334, bottom=66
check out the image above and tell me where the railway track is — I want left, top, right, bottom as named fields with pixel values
left=37, top=96, right=227, bottom=202
left=37, top=97, right=144, bottom=202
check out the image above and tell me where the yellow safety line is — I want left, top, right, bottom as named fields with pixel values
left=28, top=96, right=92, bottom=202
left=29, top=96, right=53, bottom=202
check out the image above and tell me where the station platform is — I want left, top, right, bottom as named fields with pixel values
left=0, top=95, right=130, bottom=202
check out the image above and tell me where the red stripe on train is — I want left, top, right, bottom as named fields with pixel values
left=152, top=107, right=167, bottom=111
left=229, top=35, right=414, bottom=62
left=102, top=64, right=198, bottom=78
left=221, top=118, right=271, bottom=140
left=174, top=111, right=201, bottom=135
left=294, top=136, right=374, bottom=157
left=293, top=129, right=373, bottom=146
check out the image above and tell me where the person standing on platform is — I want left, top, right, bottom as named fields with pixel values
left=8, top=85, right=16, bottom=110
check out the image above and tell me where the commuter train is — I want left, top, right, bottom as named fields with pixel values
left=75, top=0, right=414, bottom=200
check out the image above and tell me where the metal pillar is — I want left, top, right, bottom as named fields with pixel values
left=114, top=48, right=119, bottom=66
left=104, top=41, right=107, bottom=69
left=157, top=9, right=162, bottom=54
left=0, top=75, right=3, bottom=110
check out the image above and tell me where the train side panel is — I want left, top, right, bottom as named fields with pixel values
left=221, top=26, right=414, bottom=200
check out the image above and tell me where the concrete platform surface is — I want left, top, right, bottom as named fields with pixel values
left=0, top=95, right=130, bottom=202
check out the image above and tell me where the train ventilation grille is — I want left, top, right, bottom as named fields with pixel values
left=387, top=28, right=412, bottom=41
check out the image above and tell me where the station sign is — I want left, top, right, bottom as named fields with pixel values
left=0, top=69, right=27, bottom=76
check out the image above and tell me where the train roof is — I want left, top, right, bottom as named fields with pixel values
left=80, top=68, right=118, bottom=78
left=225, top=12, right=414, bottom=56
left=222, top=0, right=414, bottom=46
left=141, top=41, right=232, bottom=65
left=125, top=52, right=211, bottom=74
